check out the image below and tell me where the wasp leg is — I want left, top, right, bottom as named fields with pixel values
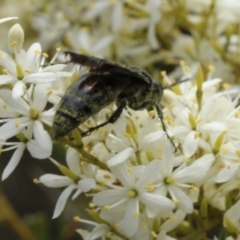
left=155, top=105, right=177, bottom=153
left=82, top=99, right=127, bottom=137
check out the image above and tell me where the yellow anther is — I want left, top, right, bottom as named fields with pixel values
left=33, top=178, right=39, bottom=184
left=134, top=212, right=140, bottom=217
left=34, top=50, right=41, bottom=55
left=127, top=168, right=134, bottom=174
left=42, top=52, right=48, bottom=58
left=73, top=216, right=80, bottom=221
left=11, top=41, right=18, bottom=46
left=15, top=121, right=20, bottom=128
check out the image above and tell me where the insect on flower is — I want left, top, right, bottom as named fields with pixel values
left=52, top=52, right=189, bottom=151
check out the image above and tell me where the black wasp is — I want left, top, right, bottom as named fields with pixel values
left=52, top=51, right=188, bottom=151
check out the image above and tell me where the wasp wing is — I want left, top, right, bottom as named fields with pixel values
left=64, top=51, right=152, bottom=84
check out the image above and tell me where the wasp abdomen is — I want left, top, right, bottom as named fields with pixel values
left=52, top=94, right=92, bottom=140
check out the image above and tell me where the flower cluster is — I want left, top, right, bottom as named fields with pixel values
left=1, top=8, right=240, bottom=240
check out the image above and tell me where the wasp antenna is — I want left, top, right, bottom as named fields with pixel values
left=163, top=77, right=191, bottom=89
left=40, top=61, right=70, bottom=67
left=155, top=105, right=177, bottom=153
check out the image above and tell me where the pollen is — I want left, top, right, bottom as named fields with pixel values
left=73, top=216, right=80, bottom=222
left=208, top=65, right=215, bottom=73
left=134, top=211, right=140, bottom=217
left=151, top=231, right=158, bottom=238
left=42, top=52, right=48, bottom=58
left=103, top=205, right=110, bottom=210
left=11, top=41, right=18, bottom=47
left=34, top=50, right=41, bottom=55
left=223, top=83, right=230, bottom=89
left=145, top=184, right=154, bottom=191
left=33, top=178, right=39, bottom=184
left=127, top=167, right=134, bottom=174
left=25, top=68, right=31, bottom=73
left=179, top=60, right=185, bottom=66
left=169, top=215, right=177, bottom=221
left=194, top=132, right=199, bottom=140
left=89, top=202, right=95, bottom=208
left=15, top=121, right=20, bottom=128
left=56, top=47, right=61, bottom=52
left=223, top=148, right=229, bottom=153
left=103, top=174, right=111, bottom=179
left=2, top=69, right=8, bottom=74
left=190, top=184, right=197, bottom=191
left=236, top=150, right=240, bottom=157
left=47, top=90, right=53, bottom=96
left=173, top=199, right=179, bottom=206
left=236, top=110, right=240, bottom=118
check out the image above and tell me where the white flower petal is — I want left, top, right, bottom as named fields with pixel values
left=137, top=160, right=161, bottom=188
left=191, top=153, right=215, bottom=170
left=79, top=178, right=96, bottom=192
left=139, top=131, right=165, bottom=149
left=93, top=189, right=126, bottom=206
left=141, top=193, right=174, bottom=218
left=27, top=139, right=51, bottom=159
left=169, top=185, right=193, bottom=213
left=42, top=64, right=67, bottom=72
left=111, top=162, right=135, bottom=187
left=32, top=84, right=48, bottom=112
left=2, top=143, right=25, bottom=180
left=174, top=165, right=206, bottom=183
left=12, top=81, right=26, bottom=99
left=199, top=122, right=227, bottom=133
left=107, top=147, right=134, bottom=167
left=88, top=224, right=111, bottom=240
left=24, top=72, right=57, bottom=84
left=160, top=209, right=186, bottom=232
left=0, top=117, right=29, bottom=139
left=33, top=120, right=52, bottom=155
left=66, top=147, right=80, bottom=176
left=39, top=174, right=73, bottom=187
left=0, top=51, right=17, bottom=76
left=0, top=75, right=15, bottom=84
left=215, top=166, right=238, bottom=183
left=111, top=2, right=124, bottom=33
left=123, top=198, right=139, bottom=237
left=85, top=1, right=110, bottom=20
left=182, top=131, right=199, bottom=157
left=0, top=17, right=18, bottom=24
left=52, top=184, right=75, bottom=218
left=23, top=43, right=41, bottom=69
left=161, top=141, right=174, bottom=176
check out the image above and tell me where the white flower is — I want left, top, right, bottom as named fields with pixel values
left=76, top=223, right=110, bottom=240
left=0, top=24, right=64, bottom=99
left=0, top=85, right=53, bottom=143
left=85, top=0, right=125, bottom=33
left=39, top=148, right=96, bottom=218
left=154, top=142, right=207, bottom=213
left=93, top=160, right=174, bottom=237
left=0, top=127, right=51, bottom=180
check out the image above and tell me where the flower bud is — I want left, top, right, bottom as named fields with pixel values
left=8, top=23, right=24, bottom=53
